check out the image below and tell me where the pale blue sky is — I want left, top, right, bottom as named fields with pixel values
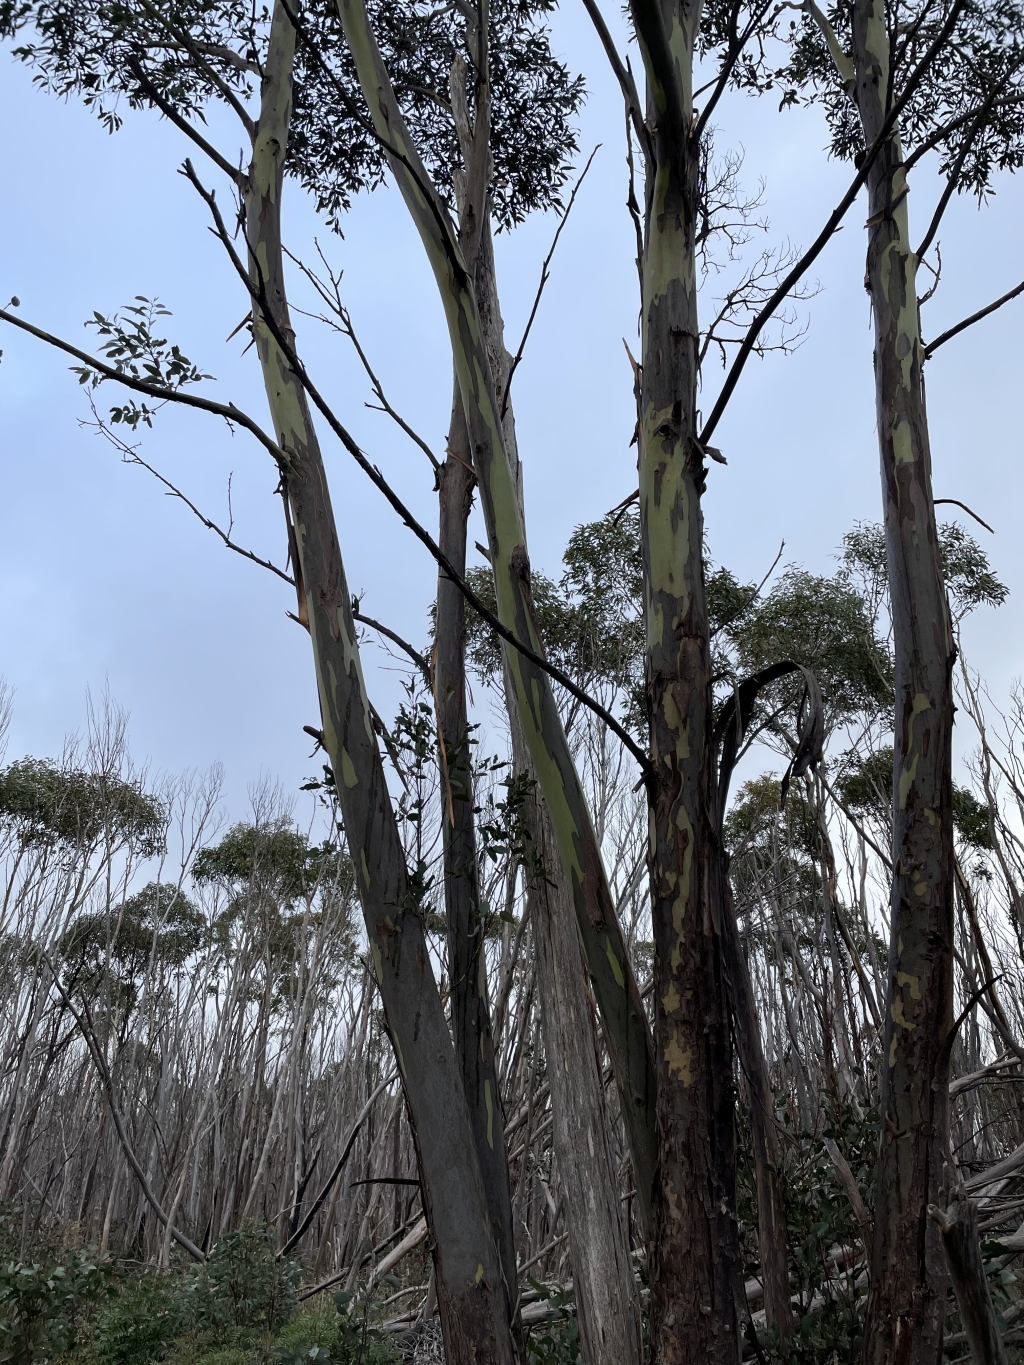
left=2, top=5, right=1022, bottom=816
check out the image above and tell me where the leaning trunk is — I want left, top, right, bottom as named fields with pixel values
left=244, top=8, right=514, bottom=1360
left=853, top=4, right=957, bottom=1361
left=336, top=0, right=658, bottom=1228
left=476, top=218, right=644, bottom=1365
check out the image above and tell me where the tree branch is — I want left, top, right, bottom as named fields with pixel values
left=924, top=279, right=1024, bottom=359
left=185, top=166, right=656, bottom=776
left=501, top=144, right=601, bottom=417
left=579, top=0, right=650, bottom=161
left=353, top=604, right=431, bottom=683
left=698, top=0, right=969, bottom=447
left=0, top=305, right=289, bottom=469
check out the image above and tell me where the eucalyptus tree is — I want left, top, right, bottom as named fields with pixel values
left=0, top=0, right=585, bottom=1358
left=737, top=0, right=1024, bottom=1353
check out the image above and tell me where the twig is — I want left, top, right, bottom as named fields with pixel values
left=711, top=539, right=784, bottom=638
left=698, top=0, right=970, bottom=447
left=352, top=605, right=431, bottom=684
left=286, top=243, right=441, bottom=471
left=86, top=403, right=296, bottom=584
left=500, top=145, right=601, bottom=418
left=182, top=164, right=655, bottom=777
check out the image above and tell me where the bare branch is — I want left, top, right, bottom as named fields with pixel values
left=924, top=279, right=1024, bottom=359
left=698, top=0, right=969, bottom=448
left=85, top=402, right=297, bottom=584
left=353, top=603, right=432, bottom=683
left=934, top=498, right=995, bottom=534
left=501, top=145, right=601, bottom=418
left=182, top=164, right=656, bottom=776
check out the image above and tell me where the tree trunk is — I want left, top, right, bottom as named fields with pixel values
left=717, top=859, right=792, bottom=1344
left=930, top=1197, right=1008, bottom=1365
left=628, top=3, right=741, bottom=1357
left=244, top=8, right=514, bottom=1360
left=523, top=781, right=645, bottom=1365
left=853, top=3, right=957, bottom=1360
left=473, top=219, right=644, bottom=1365
left=336, top=0, right=658, bottom=1229
left=435, top=395, right=520, bottom=1329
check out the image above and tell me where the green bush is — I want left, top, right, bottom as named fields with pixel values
left=0, top=1246, right=113, bottom=1362
left=180, top=1226, right=299, bottom=1337
left=91, top=1273, right=182, bottom=1365
left=524, top=1282, right=581, bottom=1365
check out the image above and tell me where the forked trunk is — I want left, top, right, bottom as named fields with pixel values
left=336, top=0, right=658, bottom=1230
left=243, top=8, right=514, bottom=1360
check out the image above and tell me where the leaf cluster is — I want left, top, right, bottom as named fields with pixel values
left=840, top=520, right=1008, bottom=625
left=70, top=297, right=212, bottom=429
left=0, top=757, right=165, bottom=856
left=837, top=744, right=992, bottom=848
left=1, top=0, right=584, bottom=234
left=776, top=0, right=1024, bottom=198
left=0, top=1243, right=114, bottom=1363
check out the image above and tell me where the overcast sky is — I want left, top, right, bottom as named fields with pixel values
left=2, top=4, right=1022, bottom=820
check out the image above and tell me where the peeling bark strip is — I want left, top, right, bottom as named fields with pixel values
left=850, top=1, right=957, bottom=1360
left=335, top=0, right=658, bottom=1229
left=243, top=8, right=513, bottom=1361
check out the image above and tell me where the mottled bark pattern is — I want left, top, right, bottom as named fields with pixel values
left=634, top=3, right=741, bottom=1357
left=245, top=10, right=514, bottom=1362
left=853, top=2, right=956, bottom=1360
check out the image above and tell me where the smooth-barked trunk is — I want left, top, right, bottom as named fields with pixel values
left=243, top=8, right=515, bottom=1360
left=853, top=2, right=957, bottom=1361
left=435, top=396, right=520, bottom=1326
left=628, top=0, right=741, bottom=1357
left=335, top=0, right=658, bottom=1230
left=473, top=225, right=644, bottom=1365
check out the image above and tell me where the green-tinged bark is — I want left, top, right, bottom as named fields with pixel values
left=244, top=8, right=514, bottom=1360
left=335, top=0, right=658, bottom=1229
left=468, top=215, right=644, bottom=1363
left=629, top=2, right=742, bottom=1359
left=435, top=396, right=520, bottom=1327
left=851, top=3, right=957, bottom=1361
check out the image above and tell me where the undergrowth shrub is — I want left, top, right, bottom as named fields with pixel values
left=180, top=1225, right=299, bottom=1337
